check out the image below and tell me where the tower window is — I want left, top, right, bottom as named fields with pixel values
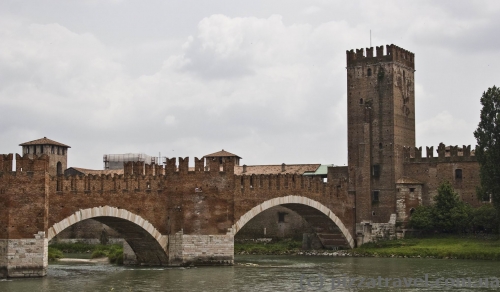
left=372, top=191, right=379, bottom=203
left=372, top=165, right=380, bottom=178
left=409, top=188, right=415, bottom=193
left=379, top=143, right=383, bottom=149
left=455, top=169, right=462, bottom=180
left=359, top=98, right=364, bottom=105
left=367, top=68, right=372, bottom=76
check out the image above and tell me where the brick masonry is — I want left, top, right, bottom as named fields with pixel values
left=0, top=43, right=489, bottom=278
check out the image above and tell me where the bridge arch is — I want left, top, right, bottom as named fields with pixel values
left=232, top=196, right=355, bottom=248
left=48, top=206, right=168, bottom=265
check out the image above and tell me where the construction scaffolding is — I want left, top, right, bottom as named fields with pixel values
left=103, top=153, right=159, bottom=170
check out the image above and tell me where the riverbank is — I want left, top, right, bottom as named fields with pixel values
left=48, top=242, right=124, bottom=264
left=235, top=236, right=500, bottom=260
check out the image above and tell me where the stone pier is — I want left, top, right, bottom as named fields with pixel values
left=0, top=232, right=48, bottom=278
left=168, top=230, right=234, bottom=266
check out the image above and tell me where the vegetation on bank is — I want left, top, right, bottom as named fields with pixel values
left=355, top=235, right=500, bottom=260
left=234, top=236, right=500, bottom=260
left=410, top=181, right=499, bottom=234
left=48, top=242, right=124, bottom=264
left=235, top=240, right=302, bottom=255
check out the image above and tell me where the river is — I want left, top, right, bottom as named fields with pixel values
left=1, top=255, right=499, bottom=291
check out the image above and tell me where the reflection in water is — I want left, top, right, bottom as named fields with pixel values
left=1, top=256, right=498, bottom=291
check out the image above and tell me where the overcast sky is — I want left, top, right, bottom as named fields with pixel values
left=1, top=0, right=499, bottom=169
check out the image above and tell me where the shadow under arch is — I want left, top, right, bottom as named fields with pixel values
left=232, top=195, right=355, bottom=248
left=48, top=206, right=168, bottom=265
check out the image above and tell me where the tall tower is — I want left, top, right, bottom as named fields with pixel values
left=346, top=44, right=416, bottom=223
left=19, top=137, right=70, bottom=176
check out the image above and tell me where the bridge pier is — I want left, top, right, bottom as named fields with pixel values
left=0, top=232, right=48, bottom=278
left=168, top=230, right=234, bottom=266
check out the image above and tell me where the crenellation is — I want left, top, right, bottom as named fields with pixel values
left=194, top=157, right=204, bottom=172
left=165, top=157, right=176, bottom=174
left=426, top=146, right=433, bottom=158
left=0, top=154, right=13, bottom=173
left=346, top=44, right=414, bottom=69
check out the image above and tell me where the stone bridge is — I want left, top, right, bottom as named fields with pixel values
left=0, top=154, right=354, bottom=278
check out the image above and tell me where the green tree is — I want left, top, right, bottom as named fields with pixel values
left=408, top=205, right=434, bottom=232
left=472, top=204, right=499, bottom=233
left=432, top=181, right=470, bottom=233
left=474, top=86, right=500, bottom=229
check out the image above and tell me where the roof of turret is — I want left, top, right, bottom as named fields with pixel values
left=19, top=137, right=71, bottom=148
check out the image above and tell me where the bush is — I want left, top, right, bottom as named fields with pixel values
left=48, top=247, right=64, bottom=261
left=472, top=204, right=499, bottom=233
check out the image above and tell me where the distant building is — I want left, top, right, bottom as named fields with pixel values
left=103, top=153, right=158, bottom=170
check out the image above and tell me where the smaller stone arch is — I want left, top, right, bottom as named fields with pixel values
left=48, top=206, right=168, bottom=265
left=231, top=196, right=355, bottom=248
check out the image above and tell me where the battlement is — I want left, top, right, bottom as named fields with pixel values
left=403, top=143, right=476, bottom=163
left=346, top=44, right=414, bottom=69
left=0, top=154, right=13, bottom=173
left=235, top=172, right=328, bottom=193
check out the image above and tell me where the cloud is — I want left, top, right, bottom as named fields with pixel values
left=1, top=1, right=499, bottom=170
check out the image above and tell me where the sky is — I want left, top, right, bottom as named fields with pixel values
left=1, top=0, right=499, bottom=169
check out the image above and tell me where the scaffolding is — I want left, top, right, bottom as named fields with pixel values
left=103, top=153, right=159, bottom=170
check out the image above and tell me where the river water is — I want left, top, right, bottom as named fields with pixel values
left=1, top=255, right=499, bottom=291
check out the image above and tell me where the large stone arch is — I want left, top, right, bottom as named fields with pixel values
left=232, top=196, right=355, bottom=248
left=48, top=206, right=169, bottom=265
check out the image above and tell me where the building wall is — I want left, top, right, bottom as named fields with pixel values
left=403, top=150, right=482, bottom=207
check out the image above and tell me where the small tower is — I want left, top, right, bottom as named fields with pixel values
left=346, top=44, right=416, bottom=223
left=203, top=149, right=241, bottom=166
left=19, top=137, right=70, bottom=176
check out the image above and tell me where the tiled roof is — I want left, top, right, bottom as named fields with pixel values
left=204, top=149, right=241, bottom=159
left=20, top=137, right=70, bottom=148
left=69, top=167, right=124, bottom=176
left=234, top=164, right=320, bottom=175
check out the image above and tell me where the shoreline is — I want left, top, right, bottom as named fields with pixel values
left=57, top=257, right=110, bottom=263
left=235, top=236, right=500, bottom=261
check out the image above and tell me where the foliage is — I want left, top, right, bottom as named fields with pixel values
left=356, top=235, right=500, bottom=260
left=474, top=86, right=500, bottom=219
left=472, top=204, right=499, bottom=233
left=48, top=247, right=64, bottom=261
left=234, top=240, right=302, bottom=255
left=49, top=242, right=124, bottom=264
left=90, top=244, right=124, bottom=264
left=408, top=205, right=434, bottom=232
left=409, top=181, right=472, bottom=233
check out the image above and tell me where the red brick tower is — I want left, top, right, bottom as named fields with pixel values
left=346, top=44, right=416, bottom=223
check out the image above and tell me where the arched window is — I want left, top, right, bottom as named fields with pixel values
left=367, top=68, right=372, bottom=76
left=409, top=208, right=416, bottom=217
left=359, top=98, right=364, bottom=105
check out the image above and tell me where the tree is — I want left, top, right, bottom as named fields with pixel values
left=432, top=181, right=471, bottom=233
left=408, top=205, right=434, bottom=232
left=409, top=181, right=471, bottom=233
left=472, top=204, right=499, bottom=233
left=474, top=86, right=500, bottom=226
